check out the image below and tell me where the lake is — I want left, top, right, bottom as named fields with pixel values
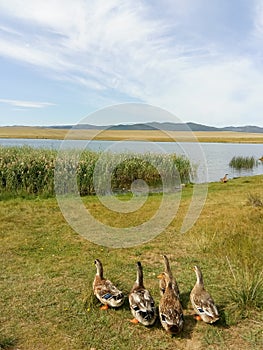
left=0, top=138, right=262, bottom=183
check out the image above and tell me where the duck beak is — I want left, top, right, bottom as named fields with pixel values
left=157, top=274, right=163, bottom=279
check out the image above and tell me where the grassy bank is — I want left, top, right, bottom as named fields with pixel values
left=0, top=175, right=262, bottom=349
left=1, top=126, right=263, bottom=143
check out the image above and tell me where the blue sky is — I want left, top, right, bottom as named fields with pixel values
left=0, top=0, right=263, bottom=127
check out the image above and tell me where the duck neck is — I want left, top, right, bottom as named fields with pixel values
left=136, top=263, right=144, bottom=287
left=166, top=279, right=173, bottom=291
left=196, top=269, right=204, bottom=286
left=163, top=255, right=173, bottom=278
left=96, top=261, right=103, bottom=279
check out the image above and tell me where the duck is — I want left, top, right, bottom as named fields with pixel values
left=93, top=259, right=124, bottom=310
left=190, top=265, right=219, bottom=323
left=158, top=272, right=184, bottom=335
left=220, top=174, right=228, bottom=183
left=129, top=261, right=157, bottom=326
left=157, top=255, right=180, bottom=298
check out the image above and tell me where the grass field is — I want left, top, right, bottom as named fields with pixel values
left=1, top=175, right=263, bottom=349
left=1, top=126, right=263, bottom=143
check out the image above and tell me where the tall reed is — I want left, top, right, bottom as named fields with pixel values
left=0, top=146, right=194, bottom=197
left=229, top=156, right=257, bottom=170
left=0, top=146, right=56, bottom=196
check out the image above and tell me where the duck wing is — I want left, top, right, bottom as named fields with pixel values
left=159, top=296, right=184, bottom=333
left=95, top=279, right=123, bottom=303
left=129, top=288, right=156, bottom=324
left=191, top=289, right=219, bottom=318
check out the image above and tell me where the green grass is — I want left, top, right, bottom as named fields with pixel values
left=0, top=175, right=263, bottom=349
left=225, top=259, right=263, bottom=321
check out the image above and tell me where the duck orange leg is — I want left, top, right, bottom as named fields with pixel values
left=100, top=304, right=109, bottom=310
left=194, top=315, right=202, bottom=321
left=130, top=318, right=139, bottom=324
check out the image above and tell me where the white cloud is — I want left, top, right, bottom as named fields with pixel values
left=0, top=1, right=173, bottom=90
left=0, top=24, right=22, bottom=36
left=253, top=0, right=263, bottom=35
left=0, top=0, right=262, bottom=125
left=0, top=99, right=55, bottom=108
left=114, top=56, right=263, bottom=127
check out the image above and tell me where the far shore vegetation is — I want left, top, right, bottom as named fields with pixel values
left=1, top=126, right=263, bottom=143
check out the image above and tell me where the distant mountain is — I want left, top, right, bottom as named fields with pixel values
left=47, top=122, right=263, bottom=133
left=221, top=125, right=263, bottom=133
left=47, top=124, right=99, bottom=130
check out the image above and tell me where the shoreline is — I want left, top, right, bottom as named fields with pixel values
left=1, top=126, right=263, bottom=143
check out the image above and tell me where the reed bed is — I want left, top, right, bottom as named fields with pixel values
left=0, top=146, right=56, bottom=196
left=229, top=156, right=257, bottom=170
left=0, top=146, right=193, bottom=197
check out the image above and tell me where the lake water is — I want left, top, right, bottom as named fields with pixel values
left=0, top=138, right=262, bottom=183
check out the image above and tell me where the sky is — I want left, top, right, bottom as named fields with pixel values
left=0, top=0, right=263, bottom=127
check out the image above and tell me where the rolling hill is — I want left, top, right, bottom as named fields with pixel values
left=48, top=122, right=263, bottom=133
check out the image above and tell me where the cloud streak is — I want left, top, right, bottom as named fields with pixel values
left=0, top=99, right=55, bottom=108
